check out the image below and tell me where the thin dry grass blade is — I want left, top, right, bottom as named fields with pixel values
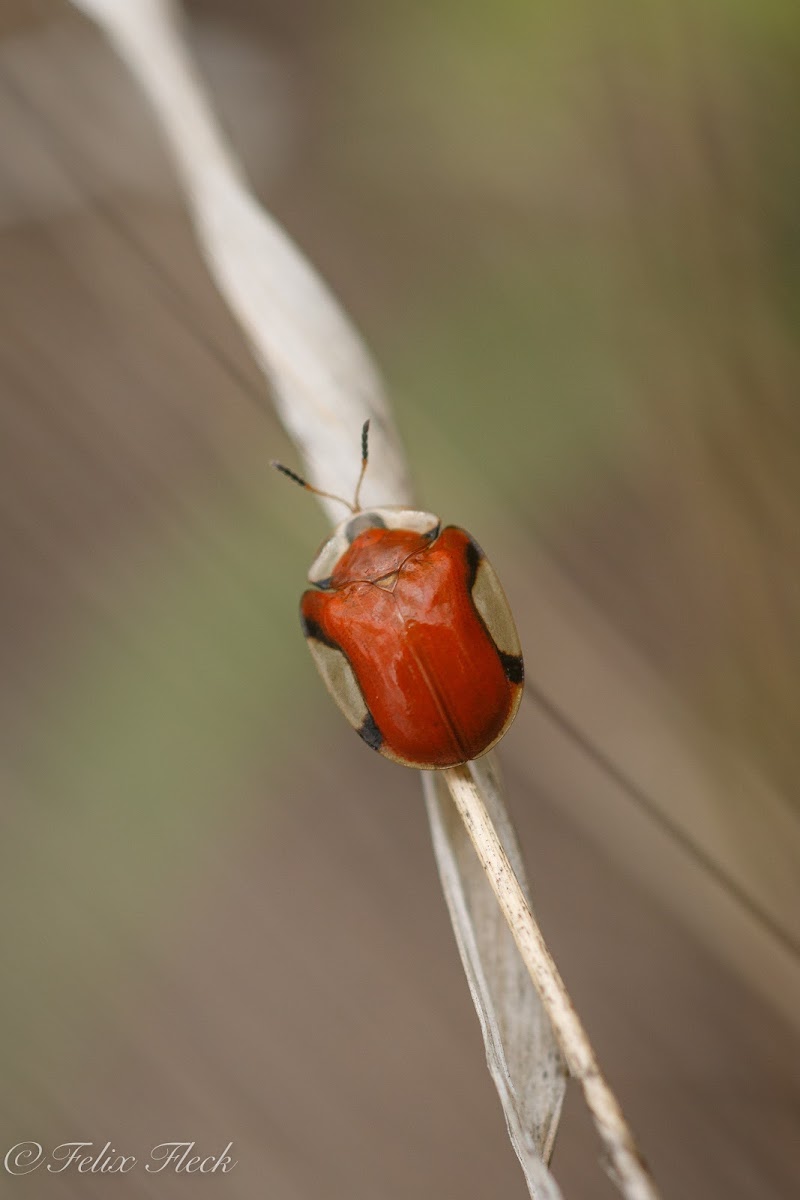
left=70, top=0, right=412, bottom=523
left=425, top=754, right=566, bottom=1198
left=68, top=1, right=568, bottom=1193
left=445, top=763, right=660, bottom=1200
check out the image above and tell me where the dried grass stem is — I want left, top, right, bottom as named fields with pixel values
left=444, top=763, right=661, bottom=1200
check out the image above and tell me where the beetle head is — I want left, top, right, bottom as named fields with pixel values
left=308, top=507, right=441, bottom=587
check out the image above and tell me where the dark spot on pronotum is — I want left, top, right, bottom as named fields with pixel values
left=346, top=512, right=386, bottom=542
left=499, top=651, right=524, bottom=685
left=313, top=576, right=334, bottom=591
left=358, top=711, right=383, bottom=751
left=300, top=609, right=338, bottom=648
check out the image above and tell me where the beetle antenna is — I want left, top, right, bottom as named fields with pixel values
left=352, top=419, right=370, bottom=512
left=270, top=461, right=356, bottom=513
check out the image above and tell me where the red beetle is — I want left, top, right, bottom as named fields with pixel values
left=273, top=423, right=523, bottom=769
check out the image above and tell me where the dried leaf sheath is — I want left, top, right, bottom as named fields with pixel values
left=68, top=0, right=568, bottom=1194
left=425, top=754, right=566, bottom=1198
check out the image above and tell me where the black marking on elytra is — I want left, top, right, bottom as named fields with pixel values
left=357, top=711, right=383, bottom=751
left=499, top=651, right=524, bottom=685
left=300, top=609, right=338, bottom=648
left=346, top=512, right=386, bottom=543
left=464, top=534, right=484, bottom=590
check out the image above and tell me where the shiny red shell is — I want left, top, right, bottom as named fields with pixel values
left=301, top=522, right=523, bottom=769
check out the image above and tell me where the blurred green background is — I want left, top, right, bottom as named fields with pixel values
left=0, top=0, right=798, bottom=1196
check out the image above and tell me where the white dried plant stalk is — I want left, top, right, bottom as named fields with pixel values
left=66, top=2, right=659, bottom=1197
left=71, top=0, right=412, bottom=524
left=424, top=755, right=565, bottom=1198
left=444, top=764, right=660, bottom=1200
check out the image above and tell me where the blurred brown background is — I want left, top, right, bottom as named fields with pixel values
left=0, top=0, right=799, bottom=1196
